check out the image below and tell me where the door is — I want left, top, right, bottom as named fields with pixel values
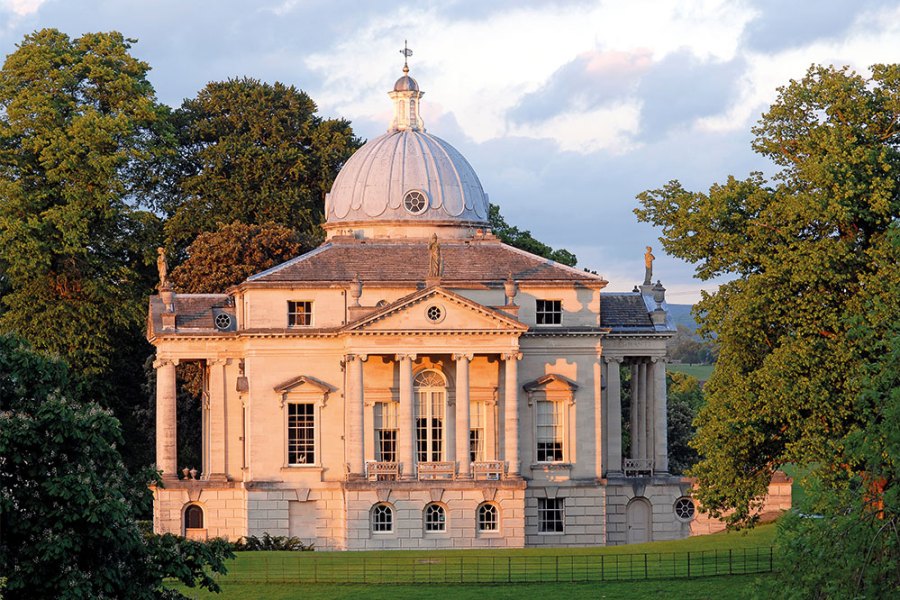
left=626, top=497, right=652, bottom=544
left=415, top=370, right=446, bottom=462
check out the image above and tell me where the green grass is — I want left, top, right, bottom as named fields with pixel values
left=171, top=523, right=777, bottom=599
left=667, top=363, right=715, bottom=382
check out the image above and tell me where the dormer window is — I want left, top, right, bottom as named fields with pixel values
left=536, top=299, right=562, bottom=325
left=288, top=301, right=312, bottom=327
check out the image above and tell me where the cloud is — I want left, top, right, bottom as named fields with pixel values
left=1, top=0, right=46, bottom=17
left=636, top=50, right=744, bottom=141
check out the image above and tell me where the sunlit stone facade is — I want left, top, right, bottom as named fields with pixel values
left=148, top=65, right=693, bottom=549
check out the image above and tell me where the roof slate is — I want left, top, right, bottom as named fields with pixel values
left=246, top=239, right=605, bottom=285
left=600, top=294, right=655, bottom=331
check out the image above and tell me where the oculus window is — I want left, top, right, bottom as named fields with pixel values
left=403, top=190, right=428, bottom=214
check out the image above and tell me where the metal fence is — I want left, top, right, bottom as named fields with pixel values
left=218, top=546, right=775, bottom=585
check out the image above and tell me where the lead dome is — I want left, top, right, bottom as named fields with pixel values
left=323, top=66, right=490, bottom=238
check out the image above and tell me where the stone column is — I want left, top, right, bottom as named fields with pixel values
left=208, top=358, right=229, bottom=479
left=397, top=354, right=416, bottom=479
left=630, top=362, right=639, bottom=460
left=454, top=353, right=472, bottom=477
left=502, top=352, right=522, bottom=476
left=346, top=354, right=366, bottom=477
left=639, top=361, right=649, bottom=460
left=653, top=358, right=669, bottom=473
left=154, top=358, right=178, bottom=479
left=604, top=356, right=623, bottom=475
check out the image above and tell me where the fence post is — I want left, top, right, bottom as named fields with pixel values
left=644, top=553, right=648, bottom=579
left=508, top=556, right=511, bottom=583
left=769, top=546, right=773, bottom=572
left=729, top=548, right=733, bottom=575
left=687, top=551, right=691, bottom=577
left=601, top=554, right=605, bottom=582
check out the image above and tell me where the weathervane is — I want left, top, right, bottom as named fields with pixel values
left=400, top=40, right=412, bottom=73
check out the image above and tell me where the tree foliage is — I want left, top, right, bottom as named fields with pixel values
left=159, top=78, right=359, bottom=253
left=170, top=221, right=302, bottom=293
left=668, top=324, right=717, bottom=364
left=489, top=203, right=577, bottom=266
left=666, top=371, right=703, bottom=475
left=0, top=29, right=162, bottom=377
left=0, top=334, right=233, bottom=599
left=635, top=64, right=900, bottom=527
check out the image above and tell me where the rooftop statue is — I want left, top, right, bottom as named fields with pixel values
left=644, top=246, right=655, bottom=285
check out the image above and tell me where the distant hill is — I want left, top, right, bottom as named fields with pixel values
left=667, top=304, right=697, bottom=332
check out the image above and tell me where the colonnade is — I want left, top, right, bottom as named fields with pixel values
left=604, top=356, right=668, bottom=475
left=345, top=351, right=521, bottom=480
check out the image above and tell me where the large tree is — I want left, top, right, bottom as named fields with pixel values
left=0, top=29, right=167, bottom=470
left=635, top=64, right=900, bottom=526
left=0, top=29, right=162, bottom=376
left=0, top=334, right=233, bottom=599
left=159, top=78, right=360, bottom=253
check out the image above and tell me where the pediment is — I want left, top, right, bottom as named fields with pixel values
left=343, top=287, right=527, bottom=334
left=523, top=373, right=578, bottom=405
left=274, top=375, right=336, bottom=394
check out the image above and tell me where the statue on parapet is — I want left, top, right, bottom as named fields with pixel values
left=428, top=234, right=443, bottom=279
left=643, top=246, right=655, bottom=285
left=157, top=247, right=170, bottom=290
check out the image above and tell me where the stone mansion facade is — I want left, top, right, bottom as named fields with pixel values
left=148, top=62, right=696, bottom=549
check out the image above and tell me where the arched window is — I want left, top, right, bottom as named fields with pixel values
left=184, top=504, right=204, bottom=530
left=371, top=503, right=393, bottom=533
left=415, top=370, right=446, bottom=462
left=424, top=503, right=447, bottom=532
left=477, top=502, right=499, bottom=532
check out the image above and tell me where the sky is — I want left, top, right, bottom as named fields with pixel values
left=1, top=0, right=898, bottom=303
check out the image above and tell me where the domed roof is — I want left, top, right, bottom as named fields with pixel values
left=324, top=65, right=489, bottom=232
left=393, top=75, right=419, bottom=92
left=325, top=129, right=489, bottom=225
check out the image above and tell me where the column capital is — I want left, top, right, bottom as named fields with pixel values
left=452, top=353, right=474, bottom=362
left=394, top=353, right=417, bottom=362
left=208, top=357, right=230, bottom=366
left=650, top=356, right=667, bottom=364
left=153, top=358, right=178, bottom=369
left=603, top=356, right=623, bottom=365
left=501, top=351, right=522, bottom=361
left=346, top=353, right=368, bottom=362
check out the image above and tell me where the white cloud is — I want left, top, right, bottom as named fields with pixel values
left=1, top=0, right=46, bottom=17
left=696, top=3, right=900, bottom=134
left=305, top=0, right=757, bottom=152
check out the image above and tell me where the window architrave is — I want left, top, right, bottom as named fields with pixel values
left=524, top=374, right=577, bottom=465
left=183, top=503, right=205, bottom=533
left=423, top=502, right=448, bottom=533
left=274, top=375, right=335, bottom=468
left=371, top=502, right=395, bottom=534
left=476, top=502, right=501, bottom=535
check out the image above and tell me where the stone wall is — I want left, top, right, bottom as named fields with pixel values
left=524, top=484, right=605, bottom=546
left=152, top=482, right=247, bottom=540
left=343, top=481, right=526, bottom=550
left=690, top=471, right=792, bottom=535
left=604, top=476, right=692, bottom=545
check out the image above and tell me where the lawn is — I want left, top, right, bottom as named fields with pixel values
left=171, top=523, right=777, bottom=599
left=667, top=363, right=715, bottom=382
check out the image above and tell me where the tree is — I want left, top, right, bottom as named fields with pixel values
left=159, top=78, right=360, bottom=253
left=668, top=324, right=716, bottom=364
left=489, top=203, right=577, bottom=266
left=0, top=29, right=163, bottom=377
left=0, top=334, right=233, bottom=599
left=170, top=221, right=302, bottom=293
left=666, top=371, right=703, bottom=475
left=635, top=64, right=900, bottom=526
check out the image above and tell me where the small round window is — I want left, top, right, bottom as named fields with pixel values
left=425, top=305, right=444, bottom=323
left=674, top=497, right=696, bottom=521
left=214, top=313, right=232, bottom=330
left=403, top=190, right=428, bottom=215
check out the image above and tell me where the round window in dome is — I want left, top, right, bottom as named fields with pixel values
left=403, top=190, right=429, bottom=215
left=674, top=497, right=696, bottom=521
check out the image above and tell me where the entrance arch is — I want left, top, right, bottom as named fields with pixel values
left=414, top=369, right=446, bottom=462
left=626, top=497, right=652, bottom=544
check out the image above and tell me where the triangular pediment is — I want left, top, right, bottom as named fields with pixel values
left=343, top=287, right=527, bottom=334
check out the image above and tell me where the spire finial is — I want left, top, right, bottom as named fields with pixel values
left=400, top=40, right=412, bottom=74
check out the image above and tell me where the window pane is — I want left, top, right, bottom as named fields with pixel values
left=478, top=503, right=498, bottom=531
left=535, top=299, right=562, bottom=325
left=288, top=403, right=315, bottom=464
left=538, top=498, right=564, bottom=533
left=536, top=400, right=564, bottom=462
left=375, top=402, right=398, bottom=462
left=372, top=504, right=393, bottom=532
left=424, top=504, right=446, bottom=532
left=288, top=301, right=312, bottom=326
